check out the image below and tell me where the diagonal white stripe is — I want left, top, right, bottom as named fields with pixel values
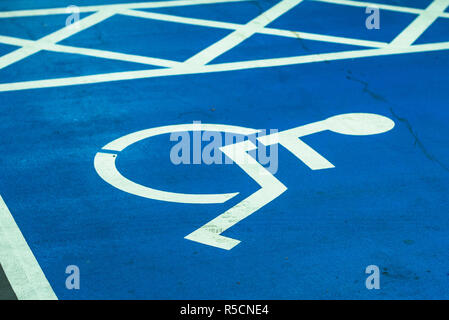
left=0, top=41, right=448, bottom=93
left=0, top=0, right=448, bottom=19
left=261, top=28, right=388, bottom=48
left=0, top=35, right=181, bottom=68
left=186, top=140, right=287, bottom=250
left=0, top=195, right=57, bottom=300
left=183, top=0, right=304, bottom=65
left=0, top=9, right=116, bottom=70
left=122, top=9, right=388, bottom=48
left=390, top=0, right=449, bottom=47
left=313, top=0, right=449, bottom=17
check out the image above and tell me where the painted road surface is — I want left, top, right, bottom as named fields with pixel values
left=0, top=0, right=448, bottom=299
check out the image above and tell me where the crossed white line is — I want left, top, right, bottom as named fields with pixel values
left=0, top=0, right=448, bottom=92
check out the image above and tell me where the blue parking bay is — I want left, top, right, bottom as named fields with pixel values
left=0, top=0, right=448, bottom=300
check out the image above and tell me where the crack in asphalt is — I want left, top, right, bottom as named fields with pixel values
left=345, top=72, right=449, bottom=173
left=346, top=74, right=387, bottom=102
left=389, top=107, right=449, bottom=173
left=290, top=30, right=311, bottom=52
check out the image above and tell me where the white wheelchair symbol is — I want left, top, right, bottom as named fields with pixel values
left=94, top=113, right=394, bottom=250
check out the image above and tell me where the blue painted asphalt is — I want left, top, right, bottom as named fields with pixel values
left=0, top=0, right=448, bottom=299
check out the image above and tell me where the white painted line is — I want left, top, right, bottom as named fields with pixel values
left=0, top=0, right=444, bottom=91
left=0, top=8, right=386, bottom=71
left=203, top=41, right=449, bottom=70
left=186, top=114, right=394, bottom=249
left=314, top=0, right=435, bottom=16
left=261, top=28, right=388, bottom=48
left=259, top=121, right=335, bottom=170
left=45, top=43, right=182, bottom=68
left=185, top=140, right=287, bottom=250
left=0, top=195, right=57, bottom=300
left=183, top=0, right=304, bottom=65
left=280, top=136, right=335, bottom=170
left=122, top=9, right=388, bottom=48
left=390, top=0, right=449, bottom=47
left=0, top=0, right=249, bottom=18
left=0, top=35, right=40, bottom=47
left=0, top=9, right=116, bottom=70
left=0, top=35, right=181, bottom=68
left=121, top=8, right=240, bottom=29
left=0, top=41, right=448, bottom=92
left=0, top=46, right=41, bottom=71
left=0, top=0, right=448, bottom=19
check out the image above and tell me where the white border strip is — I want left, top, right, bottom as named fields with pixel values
left=0, top=195, right=57, bottom=300
left=1, top=0, right=448, bottom=19
left=0, top=41, right=448, bottom=92
left=0, top=35, right=181, bottom=68
left=0, top=0, right=249, bottom=18
left=314, top=0, right=449, bottom=18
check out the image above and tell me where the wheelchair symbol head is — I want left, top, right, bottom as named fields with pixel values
left=324, top=113, right=395, bottom=136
